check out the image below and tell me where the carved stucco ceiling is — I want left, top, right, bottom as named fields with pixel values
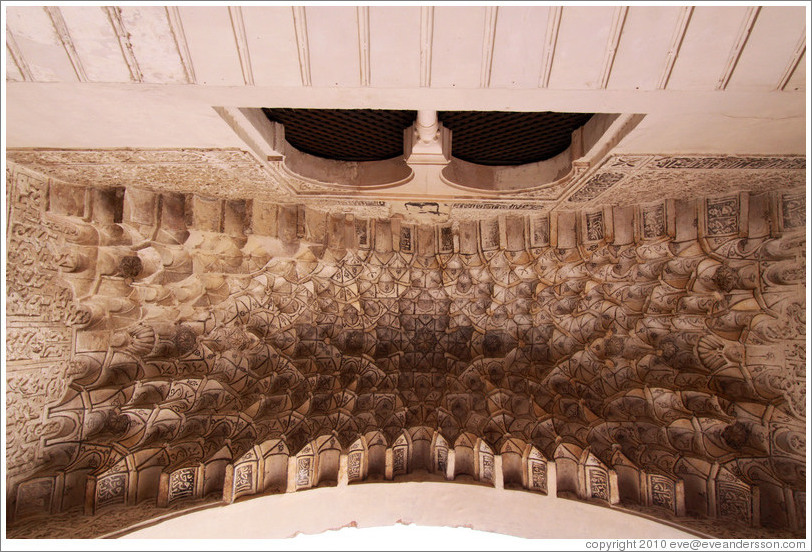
left=3, top=3, right=807, bottom=543
left=5, top=162, right=806, bottom=538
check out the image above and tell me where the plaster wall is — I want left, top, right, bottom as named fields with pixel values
left=121, top=482, right=695, bottom=540
left=613, top=112, right=806, bottom=156
left=6, top=83, right=805, bottom=154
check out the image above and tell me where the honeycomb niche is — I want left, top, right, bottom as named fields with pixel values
left=5, top=163, right=806, bottom=539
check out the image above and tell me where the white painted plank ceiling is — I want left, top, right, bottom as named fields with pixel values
left=5, top=5, right=806, bottom=93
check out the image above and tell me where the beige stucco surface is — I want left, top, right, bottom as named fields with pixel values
left=122, top=482, right=694, bottom=540
left=6, top=83, right=804, bottom=155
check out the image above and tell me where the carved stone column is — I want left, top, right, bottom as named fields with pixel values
left=285, top=457, right=298, bottom=494
left=493, top=455, right=504, bottom=490
left=223, top=464, right=235, bottom=504
left=445, top=449, right=456, bottom=481
left=337, top=454, right=349, bottom=487
left=546, top=461, right=557, bottom=497
left=403, top=110, right=452, bottom=194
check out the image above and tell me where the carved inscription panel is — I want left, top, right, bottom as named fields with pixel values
left=589, top=469, right=609, bottom=502
left=169, top=468, right=196, bottom=503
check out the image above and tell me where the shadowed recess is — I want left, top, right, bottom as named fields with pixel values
left=438, top=111, right=594, bottom=166
left=263, top=109, right=594, bottom=166
left=263, top=108, right=417, bottom=162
